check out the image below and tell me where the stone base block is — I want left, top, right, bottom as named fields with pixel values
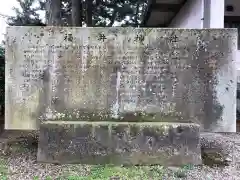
left=37, top=121, right=202, bottom=166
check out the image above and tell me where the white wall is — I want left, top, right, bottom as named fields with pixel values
left=208, top=0, right=225, bottom=28
left=224, top=0, right=240, bottom=70
left=170, top=0, right=225, bottom=28
left=169, top=0, right=204, bottom=28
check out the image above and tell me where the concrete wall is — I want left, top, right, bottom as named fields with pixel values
left=169, top=0, right=204, bottom=28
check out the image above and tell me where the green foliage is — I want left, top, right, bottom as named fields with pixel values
left=6, top=0, right=149, bottom=27
left=11, top=0, right=149, bottom=27
left=91, top=0, right=148, bottom=27
left=7, top=0, right=45, bottom=26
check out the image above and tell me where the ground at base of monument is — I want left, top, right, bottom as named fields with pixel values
left=37, top=121, right=201, bottom=166
left=0, top=130, right=240, bottom=179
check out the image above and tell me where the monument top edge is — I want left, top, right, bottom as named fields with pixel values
left=6, top=26, right=238, bottom=31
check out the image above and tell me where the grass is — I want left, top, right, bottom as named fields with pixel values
left=0, top=157, right=8, bottom=180
left=30, top=164, right=193, bottom=180
left=0, top=160, right=193, bottom=180
left=0, top=133, right=194, bottom=180
left=0, top=142, right=194, bottom=180
left=60, top=165, right=165, bottom=180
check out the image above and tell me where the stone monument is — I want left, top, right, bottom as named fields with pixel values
left=5, top=27, right=237, bottom=165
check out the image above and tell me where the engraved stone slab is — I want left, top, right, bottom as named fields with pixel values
left=37, top=121, right=201, bottom=166
left=5, top=27, right=237, bottom=132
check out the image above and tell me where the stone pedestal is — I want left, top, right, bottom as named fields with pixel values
left=37, top=121, right=201, bottom=166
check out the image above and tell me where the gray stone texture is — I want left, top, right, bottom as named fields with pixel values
left=5, top=27, right=237, bottom=132
left=37, top=122, right=201, bottom=165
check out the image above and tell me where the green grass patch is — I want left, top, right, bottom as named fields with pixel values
left=0, top=154, right=194, bottom=180
left=57, top=164, right=194, bottom=180
left=57, top=165, right=167, bottom=180
left=0, top=157, right=8, bottom=180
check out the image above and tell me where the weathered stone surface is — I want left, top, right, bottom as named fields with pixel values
left=5, top=27, right=237, bottom=132
left=37, top=121, right=201, bottom=165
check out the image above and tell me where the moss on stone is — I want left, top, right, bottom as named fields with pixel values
left=46, top=109, right=188, bottom=123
